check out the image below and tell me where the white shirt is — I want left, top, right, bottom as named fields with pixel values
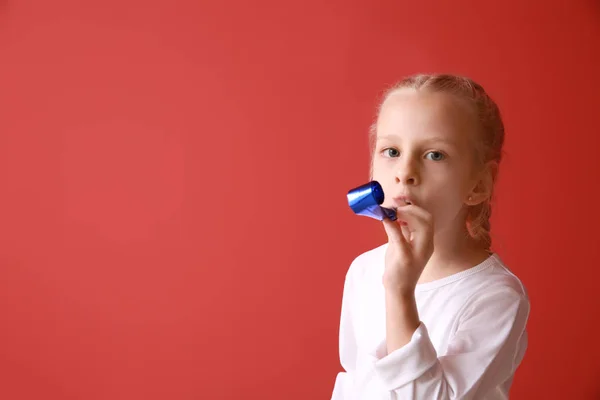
left=331, top=243, right=530, bottom=400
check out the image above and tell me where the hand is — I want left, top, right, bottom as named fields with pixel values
left=382, top=205, right=434, bottom=295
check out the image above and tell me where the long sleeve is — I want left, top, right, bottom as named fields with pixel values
left=373, top=286, right=530, bottom=399
left=331, top=264, right=359, bottom=400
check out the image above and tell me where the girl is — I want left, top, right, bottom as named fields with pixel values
left=331, top=74, right=530, bottom=399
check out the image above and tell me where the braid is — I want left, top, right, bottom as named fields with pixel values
left=467, top=198, right=493, bottom=251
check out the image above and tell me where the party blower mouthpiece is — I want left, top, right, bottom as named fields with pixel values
left=347, top=181, right=397, bottom=221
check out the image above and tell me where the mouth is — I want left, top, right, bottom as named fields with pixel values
left=393, top=196, right=414, bottom=207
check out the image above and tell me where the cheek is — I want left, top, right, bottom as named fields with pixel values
left=370, top=162, right=396, bottom=206
left=428, top=175, right=472, bottom=222
left=371, top=162, right=396, bottom=188
left=370, top=157, right=387, bottom=178
left=372, top=153, right=397, bottom=168
left=428, top=187, right=465, bottom=210
left=425, top=168, right=468, bottom=200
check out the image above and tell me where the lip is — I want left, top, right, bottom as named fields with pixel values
left=392, top=195, right=415, bottom=207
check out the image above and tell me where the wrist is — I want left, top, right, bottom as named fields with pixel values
left=382, top=279, right=416, bottom=298
left=385, top=288, right=417, bottom=306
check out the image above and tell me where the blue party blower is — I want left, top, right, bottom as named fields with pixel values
left=347, top=181, right=397, bottom=221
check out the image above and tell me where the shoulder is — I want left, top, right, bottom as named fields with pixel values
left=345, top=242, right=388, bottom=281
left=458, top=254, right=530, bottom=322
left=480, top=254, right=528, bottom=299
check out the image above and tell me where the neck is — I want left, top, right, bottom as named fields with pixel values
left=418, top=224, right=491, bottom=284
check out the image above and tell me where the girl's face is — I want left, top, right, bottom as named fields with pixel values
left=372, top=88, right=482, bottom=234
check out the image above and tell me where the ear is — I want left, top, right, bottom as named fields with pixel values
left=465, top=161, right=498, bottom=206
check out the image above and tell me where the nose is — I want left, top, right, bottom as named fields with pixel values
left=395, top=157, right=419, bottom=185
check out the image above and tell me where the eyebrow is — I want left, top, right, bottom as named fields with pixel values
left=376, top=135, right=458, bottom=146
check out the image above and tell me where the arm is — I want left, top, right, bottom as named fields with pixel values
left=374, top=286, right=530, bottom=399
left=379, top=205, right=529, bottom=399
left=385, top=290, right=420, bottom=354
left=331, top=262, right=359, bottom=400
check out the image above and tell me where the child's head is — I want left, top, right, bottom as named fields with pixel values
left=369, top=74, right=504, bottom=251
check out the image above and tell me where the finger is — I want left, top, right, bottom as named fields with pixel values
left=400, top=223, right=413, bottom=243
left=396, top=205, right=433, bottom=251
left=395, top=205, right=431, bottom=226
left=382, top=218, right=409, bottom=249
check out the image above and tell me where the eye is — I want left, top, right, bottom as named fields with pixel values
left=382, top=148, right=400, bottom=158
left=425, top=151, right=446, bottom=161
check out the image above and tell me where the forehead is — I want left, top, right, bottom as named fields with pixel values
left=376, top=88, right=478, bottom=143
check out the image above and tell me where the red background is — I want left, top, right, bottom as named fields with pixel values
left=1, top=0, right=599, bottom=399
